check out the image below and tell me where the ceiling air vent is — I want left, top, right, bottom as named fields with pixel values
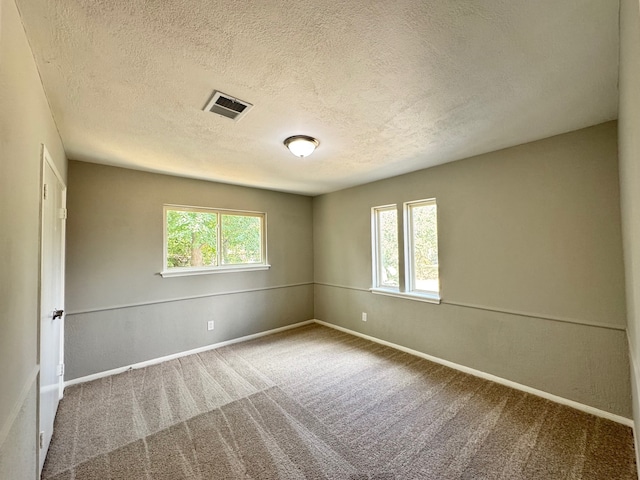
left=203, top=91, right=253, bottom=121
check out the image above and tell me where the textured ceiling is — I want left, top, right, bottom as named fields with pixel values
left=17, top=0, right=619, bottom=195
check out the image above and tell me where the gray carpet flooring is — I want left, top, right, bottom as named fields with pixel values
left=43, top=324, right=637, bottom=479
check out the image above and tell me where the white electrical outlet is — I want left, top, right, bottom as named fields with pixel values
left=362, top=312, right=367, bottom=322
left=207, top=320, right=214, bottom=331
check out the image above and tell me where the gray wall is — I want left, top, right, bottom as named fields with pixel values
left=0, top=0, right=68, bottom=475
left=0, top=385, right=37, bottom=480
left=2, top=0, right=636, bottom=472
left=64, top=161, right=314, bottom=379
left=313, top=122, right=631, bottom=417
left=619, top=0, right=640, bottom=454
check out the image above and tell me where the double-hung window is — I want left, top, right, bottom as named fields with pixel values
left=371, top=199, right=440, bottom=303
left=161, top=205, right=268, bottom=277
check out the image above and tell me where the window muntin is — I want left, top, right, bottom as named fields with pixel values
left=163, top=205, right=266, bottom=275
left=372, top=205, right=399, bottom=288
left=371, top=199, right=440, bottom=303
left=405, top=199, right=439, bottom=296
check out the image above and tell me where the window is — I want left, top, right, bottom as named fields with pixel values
left=161, top=205, right=268, bottom=277
left=372, top=205, right=399, bottom=288
left=405, top=199, right=439, bottom=296
left=371, top=199, right=440, bottom=303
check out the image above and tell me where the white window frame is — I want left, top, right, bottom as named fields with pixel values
left=371, top=204, right=399, bottom=290
left=161, top=204, right=269, bottom=278
left=404, top=198, right=440, bottom=301
left=370, top=199, right=440, bottom=304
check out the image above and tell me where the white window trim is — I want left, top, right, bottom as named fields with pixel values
left=370, top=287, right=441, bottom=304
left=371, top=199, right=441, bottom=304
left=160, top=264, right=271, bottom=278
left=371, top=204, right=398, bottom=290
left=161, top=204, right=268, bottom=277
left=404, top=198, right=440, bottom=299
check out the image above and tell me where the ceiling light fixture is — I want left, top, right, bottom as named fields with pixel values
left=284, top=135, right=319, bottom=158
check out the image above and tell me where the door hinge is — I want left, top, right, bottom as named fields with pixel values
left=43, top=184, right=48, bottom=200
left=57, top=363, right=65, bottom=377
left=39, top=431, right=45, bottom=449
left=59, top=208, right=67, bottom=220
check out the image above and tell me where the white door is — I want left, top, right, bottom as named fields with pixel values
left=39, top=146, right=66, bottom=473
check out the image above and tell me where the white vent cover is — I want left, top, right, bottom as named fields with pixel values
left=203, top=91, right=253, bottom=121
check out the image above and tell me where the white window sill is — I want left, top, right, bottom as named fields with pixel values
left=370, top=287, right=441, bottom=304
left=160, top=264, right=271, bottom=278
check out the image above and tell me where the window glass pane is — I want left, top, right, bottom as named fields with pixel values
left=410, top=203, right=438, bottom=293
left=166, top=210, right=218, bottom=268
left=378, top=208, right=399, bottom=287
left=221, top=214, right=262, bottom=264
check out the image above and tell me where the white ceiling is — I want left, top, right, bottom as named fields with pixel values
left=17, top=0, right=619, bottom=196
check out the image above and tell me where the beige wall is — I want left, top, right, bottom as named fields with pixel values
left=64, top=161, right=314, bottom=379
left=314, top=122, right=631, bottom=416
left=0, top=0, right=67, bottom=474
left=619, top=0, right=640, bottom=456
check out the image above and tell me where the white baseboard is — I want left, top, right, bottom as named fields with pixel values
left=64, top=320, right=315, bottom=388
left=314, top=319, right=634, bottom=428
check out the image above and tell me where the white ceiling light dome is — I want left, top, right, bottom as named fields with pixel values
left=284, top=135, right=319, bottom=158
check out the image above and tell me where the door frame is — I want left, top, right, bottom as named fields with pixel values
left=37, top=145, right=67, bottom=472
